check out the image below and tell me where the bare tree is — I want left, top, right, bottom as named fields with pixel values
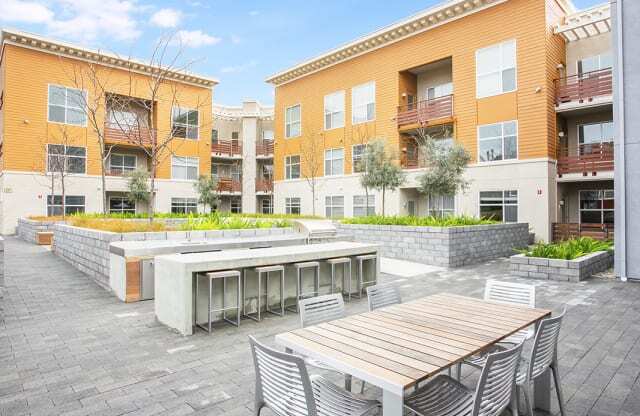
left=63, top=34, right=209, bottom=221
left=299, top=131, right=325, bottom=216
left=46, top=126, right=82, bottom=218
left=350, top=123, right=374, bottom=216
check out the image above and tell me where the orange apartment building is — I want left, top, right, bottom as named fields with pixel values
left=0, top=29, right=216, bottom=234
left=267, top=0, right=613, bottom=242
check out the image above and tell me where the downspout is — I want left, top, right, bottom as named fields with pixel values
left=613, top=0, right=627, bottom=281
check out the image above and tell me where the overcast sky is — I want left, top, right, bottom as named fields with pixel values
left=0, top=0, right=604, bottom=106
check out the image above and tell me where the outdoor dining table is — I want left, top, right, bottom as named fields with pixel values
left=275, top=293, right=553, bottom=416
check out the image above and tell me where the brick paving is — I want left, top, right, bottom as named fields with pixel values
left=1, top=236, right=639, bottom=416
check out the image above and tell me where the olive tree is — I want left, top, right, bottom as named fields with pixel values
left=126, top=170, right=150, bottom=211
left=194, top=175, right=219, bottom=213
left=360, top=139, right=405, bottom=216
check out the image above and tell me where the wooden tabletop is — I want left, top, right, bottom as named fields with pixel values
left=275, top=293, right=551, bottom=395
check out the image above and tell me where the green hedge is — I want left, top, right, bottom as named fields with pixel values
left=519, top=237, right=613, bottom=260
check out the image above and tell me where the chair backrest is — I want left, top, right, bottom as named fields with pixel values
left=472, top=342, right=523, bottom=416
left=299, top=294, right=345, bottom=328
left=366, top=283, right=402, bottom=311
left=484, top=280, right=535, bottom=308
left=249, top=336, right=317, bottom=416
left=527, top=308, right=566, bottom=380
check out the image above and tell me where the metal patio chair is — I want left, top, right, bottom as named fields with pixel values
left=405, top=342, right=523, bottom=416
left=458, top=280, right=536, bottom=379
left=298, top=294, right=366, bottom=394
left=515, top=308, right=567, bottom=416
left=366, top=283, right=402, bottom=311
left=249, top=335, right=380, bottom=416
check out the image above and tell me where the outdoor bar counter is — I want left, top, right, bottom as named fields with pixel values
left=154, top=241, right=379, bottom=335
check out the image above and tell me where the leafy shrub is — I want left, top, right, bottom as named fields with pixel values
left=179, top=214, right=290, bottom=231
left=520, top=237, right=613, bottom=260
left=341, top=215, right=497, bottom=227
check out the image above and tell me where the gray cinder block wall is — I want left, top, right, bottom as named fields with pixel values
left=0, top=236, right=4, bottom=290
left=52, top=224, right=294, bottom=288
left=511, top=251, right=613, bottom=282
left=337, top=223, right=529, bottom=267
left=17, top=218, right=61, bottom=243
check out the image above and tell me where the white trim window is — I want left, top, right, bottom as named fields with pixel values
left=261, top=197, right=273, bottom=214
left=172, top=107, right=199, bottom=140
left=324, top=148, right=344, bottom=176
left=171, top=197, right=198, bottom=214
left=579, top=190, right=614, bottom=224
left=285, top=155, right=300, bottom=180
left=47, top=195, right=85, bottom=216
left=479, top=190, right=518, bottom=223
left=324, top=91, right=345, bottom=130
left=110, top=154, right=137, bottom=174
left=353, top=195, right=375, bottom=217
left=427, top=194, right=455, bottom=217
left=476, top=39, right=517, bottom=98
left=352, top=81, right=375, bottom=124
left=426, top=82, right=453, bottom=100
left=285, top=104, right=301, bottom=138
left=231, top=198, right=242, bottom=213
left=171, top=156, right=199, bottom=180
left=47, top=144, right=87, bottom=174
left=478, top=120, right=518, bottom=162
left=48, top=85, right=87, bottom=126
left=578, top=53, right=613, bottom=76
left=352, top=144, right=367, bottom=173
left=262, top=130, right=274, bottom=141
left=325, top=195, right=345, bottom=218
left=285, top=197, right=301, bottom=215
left=109, top=196, right=136, bottom=214
left=578, top=121, right=614, bottom=145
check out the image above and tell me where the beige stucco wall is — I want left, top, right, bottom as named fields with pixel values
left=565, top=32, right=612, bottom=76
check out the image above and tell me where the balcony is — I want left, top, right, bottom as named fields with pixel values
left=212, top=140, right=242, bottom=157
left=255, top=178, right=273, bottom=193
left=552, top=222, right=613, bottom=242
left=256, top=140, right=274, bottom=157
left=397, top=95, right=453, bottom=130
left=216, top=177, right=242, bottom=193
left=555, top=68, right=612, bottom=110
left=557, top=142, right=614, bottom=176
left=104, top=123, right=153, bottom=147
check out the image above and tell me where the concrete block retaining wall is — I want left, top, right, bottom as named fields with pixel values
left=17, top=218, right=62, bottom=243
left=52, top=224, right=295, bottom=289
left=510, top=251, right=614, bottom=282
left=0, top=237, right=4, bottom=290
left=336, top=223, right=529, bottom=267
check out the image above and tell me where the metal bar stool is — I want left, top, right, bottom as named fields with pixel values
left=354, top=254, right=377, bottom=299
left=242, top=265, right=285, bottom=322
left=326, top=257, right=352, bottom=301
left=287, top=261, right=320, bottom=313
left=195, top=270, right=241, bottom=333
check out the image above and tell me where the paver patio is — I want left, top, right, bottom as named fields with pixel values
left=0, top=236, right=638, bottom=416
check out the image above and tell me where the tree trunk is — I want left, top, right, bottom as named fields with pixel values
left=382, top=185, right=386, bottom=217
left=149, top=163, right=156, bottom=222
left=61, top=172, right=66, bottom=220
left=100, top=157, right=108, bottom=217
left=311, top=182, right=316, bottom=216
left=364, top=186, right=370, bottom=216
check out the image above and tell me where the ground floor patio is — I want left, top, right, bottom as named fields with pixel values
left=0, top=237, right=638, bottom=416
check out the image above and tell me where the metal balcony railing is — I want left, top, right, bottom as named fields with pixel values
left=555, top=68, right=612, bottom=106
left=557, top=142, right=614, bottom=175
left=397, top=95, right=453, bottom=128
left=212, top=140, right=242, bottom=156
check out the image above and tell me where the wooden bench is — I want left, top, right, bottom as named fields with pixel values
left=36, top=231, right=54, bottom=245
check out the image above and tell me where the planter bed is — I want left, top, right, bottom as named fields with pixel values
left=17, top=218, right=65, bottom=244
left=336, top=222, right=529, bottom=267
left=510, top=250, right=613, bottom=282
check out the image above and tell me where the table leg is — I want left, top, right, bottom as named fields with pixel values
left=382, top=390, right=403, bottom=416
left=534, top=321, right=551, bottom=413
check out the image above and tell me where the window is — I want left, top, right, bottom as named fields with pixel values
left=47, top=195, right=85, bottom=216
left=172, top=107, right=199, bottom=139
left=232, top=132, right=239, bottom=141
left=285, top=155, right=300, bottom=179
left=580, top=190, right=614, bottom=224
left=261, top=198, right=273, bottom=214
left=427, top=195, right=455, bottom=217
left=263, top=130, right=274, bottom=141
left=108, top=109, right=142, bottom=129
left=476, top=40, right=517, bottom=98
left=479, top=190, right=518, bottom=223
left=285, top=105, right=301, bottom=138
left=427, top=83, right=453, bottom=100
left=47, top=144, right=87, bottom=174
left=171, top=156, right=199, bottom=180
left=325, top=196, right=345, bottom=218
left=110, top=154, right=136, bottom=174
left=109, top=196, right=135, bottom=214
left=48, top=85, right=86, bottom=126
left=578, top=53, right=613, bottom=75
left=579, top=121, right=614, bottom=145
left=211, top=129, right=218, bottom=143
left=286, top=197, right=301, bottom=215
left=352, top=144, right=367, bottom=173
left=352, top=82, right=375, bottom=124
left=353, top=195, right=375, bottom=217
left=324, top=148, right=344, bottom=176
left=324, top=91, right=345, bottom=130
left=478, top=120, right=518, bottom=162
left=231, top=198, right=242, bottom=213
left=171, top=198, right=197, bottom=214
